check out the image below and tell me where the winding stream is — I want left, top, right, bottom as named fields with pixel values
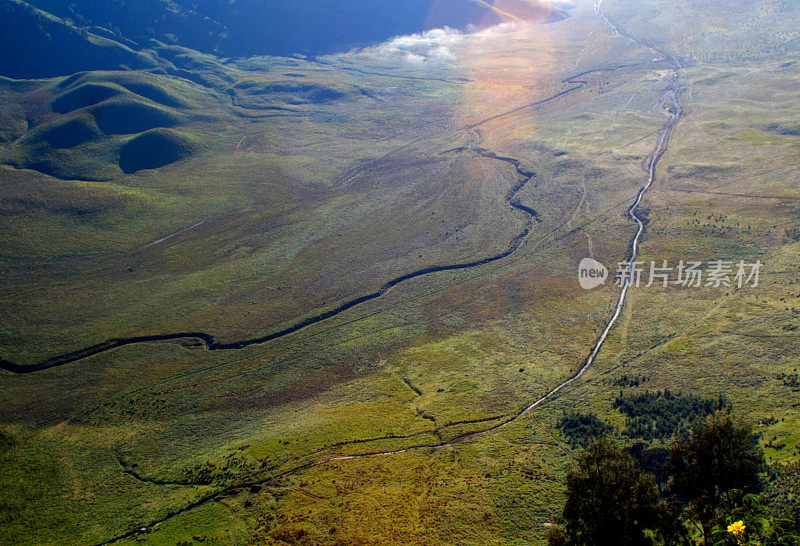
left=1, top=147, right=541, bottom=374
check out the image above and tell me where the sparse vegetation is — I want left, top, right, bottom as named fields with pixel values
left=763, top=461, right=800, bottom=534
left=615, top=374, right=648, bottom=388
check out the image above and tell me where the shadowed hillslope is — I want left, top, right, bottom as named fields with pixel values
left=0, top=0, right=157, bottom=79
left=118, top=128, right=197, bottom=174
left=18, top=0, right=563, bottom=61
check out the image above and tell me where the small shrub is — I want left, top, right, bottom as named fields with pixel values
left=0, top=428, right=16, bottom=451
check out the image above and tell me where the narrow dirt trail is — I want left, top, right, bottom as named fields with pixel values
left=325, top=81, right=682, bottom=456
left=326, top=0, right=683, bottom=457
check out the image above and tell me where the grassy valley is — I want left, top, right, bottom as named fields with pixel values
left=0, top=0, right=798, bottom=543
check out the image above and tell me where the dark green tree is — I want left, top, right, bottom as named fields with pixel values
left=666, top=411, right=764, bottom=544
left=557, top=439, right=662, bottom=546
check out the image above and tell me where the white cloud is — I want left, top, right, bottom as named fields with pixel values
left=370, top=26, right=465, bottom=64
left=332, top=22, right=521, bottom=65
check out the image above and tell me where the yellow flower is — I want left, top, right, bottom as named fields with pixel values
left=727, top=520, right=746, bottom=538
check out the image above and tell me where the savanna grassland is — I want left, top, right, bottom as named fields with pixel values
left=1, top=0, right=799, bottom=543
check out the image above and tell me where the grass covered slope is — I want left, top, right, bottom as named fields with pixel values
left=3, top=75, right=203, bottom=180
left=0, top=0, right=799, bottom=543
